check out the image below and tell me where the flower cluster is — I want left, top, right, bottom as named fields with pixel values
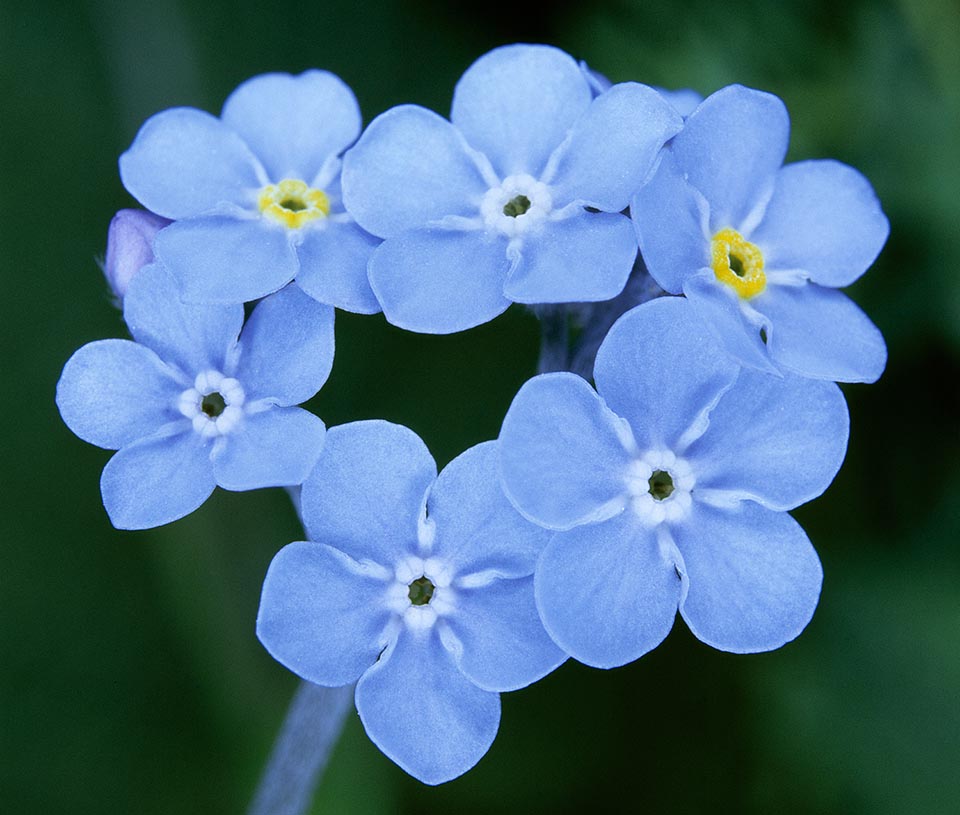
left=57, top=43, right=887, bottom=785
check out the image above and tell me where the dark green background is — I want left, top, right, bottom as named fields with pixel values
left=3, top=0, right=958, bottom=812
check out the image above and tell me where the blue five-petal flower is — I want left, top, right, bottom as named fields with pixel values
left=256, top=420, right=566, bottom=784
left=56, top=264, right=333, bottom=529
left=498, top=296, right=849, bottom=668
left=119, top=71, right=382, bottom=311
left=341, top=43, right=683, bottom=334
left=631, top=84, right=889, bottom=383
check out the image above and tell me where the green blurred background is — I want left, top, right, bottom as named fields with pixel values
left=2, top=0, right=958, bottom=811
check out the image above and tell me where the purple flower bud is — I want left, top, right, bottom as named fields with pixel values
left=103, top=209, right=170, bottom=299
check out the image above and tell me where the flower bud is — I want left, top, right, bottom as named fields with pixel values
left=103, top=209, right=170, bottom=299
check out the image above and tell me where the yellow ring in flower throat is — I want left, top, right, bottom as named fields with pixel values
left=711, top=228, right=766, bottom=299
left=259, top=179, right=330, bottom=228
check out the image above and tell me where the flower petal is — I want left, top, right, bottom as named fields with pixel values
left=212, top=408, right=325, bottom=491
left=499, top=373, right=633, bottom=531
left=100, top=431, right=215, bottom=529
left=756, top=283, right=887, bottom=383
left=675, top=501, right=822, bottom=653
left=682, top=271, right=780, bottom=375
left=752, top=160, right=889, bottom=288
left=630, top=151, right=709, bottom=294
left=221, top=70, right=361, bottom=183
left=451, top=44, right=591, bottom=179
left=119, top=107, right=262, bottom=219
left=368, top=227, right=511, bottom=334
left=233, top=284, right=335, bottom=404
left=427, top=442, right=552, bottom=576
left=156, top=215, right=298, bottom=304
left=593, top=296, right=741, bottom=451
left=671, top=85, right=789, bottom=229
left=445, top=574, right=566, bottom=692
left=341, top=105, right=488, bottom=239
left=123, top=263, right=242, bottom=375
left=548, top=82, right=682, bottom=211
left=535, top=512, right=680, bottom=668
left=300, top=421, right=437, bottom=563
left=355, top=629, right=500, bottom=785
left=295, top=220, right=382, bottom=314
left=686, top=370, right=848, bottom=510
left=57, top=339, right=182, bottom=450
left=257, top=541, right=392, bottom=686
left=503, top=211, right=636, bottom=304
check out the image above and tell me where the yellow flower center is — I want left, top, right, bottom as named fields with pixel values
left=711, top=228, right=766, bottom=299
left=258, top=179, right=330, bottom=228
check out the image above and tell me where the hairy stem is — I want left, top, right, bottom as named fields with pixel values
left=247, top=681, right=355, bottom=815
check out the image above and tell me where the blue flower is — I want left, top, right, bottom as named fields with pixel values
left=119, top=71, right=381, bottom=312
left=498, top=297, right=848, bottom=668
left=56, top=264, right=333, bottom=529
left=631, top=84, right=889, bottom=382
left=257, top=421, right=566, bottom=784
left=341, top=44, right=683, bottom=334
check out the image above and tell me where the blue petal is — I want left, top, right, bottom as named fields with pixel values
left=630, top=151, right=709, bottom=294
left=548, top=82, right=682, bottom=211
left=212, top=408, right=325, bottom=491
left=451, top=44, right=591, bottom=179
left=499, top=373, right=633, bottom=531
left=119, top=107, right=263, bottom=219
left=300, top=421, right=437, bottom=563
left=221, top=70, right=361, bottom=184
left=233, top=285, right=335, bottom=404
left=593, top=297, right=741, bottom=451
left=503, top=211, right=636, bottom=304
left=156, top=215, right=298, bottom=304
left=578, top=60, right=612, bottom=96
left=368, top=228, right=511, bottom=334
left=657, top=87, right=703, bottom=117
left=686, top=370, right=848, bottom=510
left=257, top=541, right=392, bottom=686
left=445, top=575, right=566, bottom=692
left=427, top=442, right=552, bottom=576
left=535, top=512, right=680, bottom=668
left=101, top=431, right=215, bottom=529
left=123, top=263, right=242, bottom=375
left=682, top=272, right=780, bottom=374
left=342, top=105, right=488, bottom=239
left=756, top=283, right=887, bottom=383
left=355, top=629, right=500, bottom=785
left=57, top=339, right=181, bottom=450
left=675, top=501, right=822, bottom=653
left=296, top=221, right=382, bottom=313
left=671, top=85, right=789, bottom=229
left=752, top=160, right=889, bottom=288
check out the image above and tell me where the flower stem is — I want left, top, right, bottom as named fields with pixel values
left=247, top=680, right=355, bottom=815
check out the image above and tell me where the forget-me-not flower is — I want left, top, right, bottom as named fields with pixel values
left=56, top=264, right=333, bottom=529
left=498, top=297, right=848, bottom=668
left=119, top=71, right=381, bottom=311
left=341, top=43, right=683, bottom=334
left=257, top=421, right=566, bottom=784
left=631, top=84, right=888, bottom=382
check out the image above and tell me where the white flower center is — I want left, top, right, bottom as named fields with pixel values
left=625, top=450, right=695, bottom=526
left=480, top=174, right=552, bottom=238
left=385, top=555, right=456, bottom=631
left=178, top=369, right=245, bottom=438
